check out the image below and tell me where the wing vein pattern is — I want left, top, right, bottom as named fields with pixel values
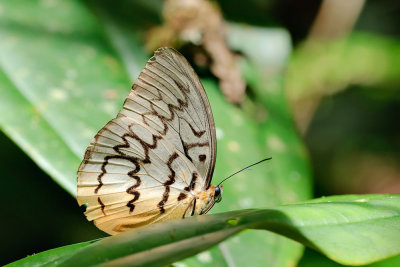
left=77, top=48, right=216, bottom=235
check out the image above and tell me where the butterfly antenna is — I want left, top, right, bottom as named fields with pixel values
left=217, top=157, right=272, bottom=186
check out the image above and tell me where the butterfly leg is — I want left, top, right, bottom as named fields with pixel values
left=190, top=198, right=197, bottom=216
left=182, top=197, right=195, bottom=218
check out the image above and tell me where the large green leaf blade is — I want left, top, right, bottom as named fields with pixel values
left=0, top=69, right=80, bottom=194
left=0, top=0, right=143, bottom=195
left=5, top=240, right=98, bottom=267
left=24, top=194, right=394, bottom=266
left=299, top=248, right=400, bottom=267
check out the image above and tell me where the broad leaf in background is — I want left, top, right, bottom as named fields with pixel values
left=285, top=33, right=400, bottom=132
left=228, top=23, right=312, bottom=203
left=287, top=33, right=400, bottom=101
left=5, top=240, right=98, bottom=267
left=0, top=69, right=79, bottom=194
left=0, top=0, right=139, bottom=195
left=198, top=79, right=305, bottom=267
left=7, top=195, right=400, bottom=266
left=299, top=248, right=400, bottom=267
left=0, top=0, right=311, bottom=266
left=228, top=23, right=313, bottom=265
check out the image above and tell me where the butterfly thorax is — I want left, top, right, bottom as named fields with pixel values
left=191, top=185, right=216, bottom=215
left=187, top=184, right=223, bottom=216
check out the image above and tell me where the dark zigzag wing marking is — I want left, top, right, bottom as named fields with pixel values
left=184, top=172, right=198, bottom=192
left=156, top=48, right=216, bottom=188
left=93, top=131, right=161, bottom=193
left=133, top=71, right=194, bottom=135
left=132, top=84, right=207, bottom=156
left=120, top=48, right=216, bottom=188
left=158, top=152, right=179, bottom=213
left=98, top=197, right=106, bottom=216
left=79, top=115, right=199, bottom=216
left=124, top=78, right=197, bottom=158
left=86, top=184, right=187, bottom=218
left=133, top=66, right=196, bottom=130
left=177, top=193, right=188, bottom=201
left=134, top=73, right=205, bottom=137
left=142, top=62, right=203, bottom=130
left=150, top=52, right=205, bottom=129
left=89, top=120, right=163, bottom=214
left=126, top=175, right=141, bottom=213
left=182, top=141, right=209, bottom=163
left=123, top=91, right=208, bottom=167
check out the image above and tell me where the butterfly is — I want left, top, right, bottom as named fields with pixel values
left=77, top=47, right=222, bottom=235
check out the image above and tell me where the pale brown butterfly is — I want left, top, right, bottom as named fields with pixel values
left=77, top=47, right=222, bottom=235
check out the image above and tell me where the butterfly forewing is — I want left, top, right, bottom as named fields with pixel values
left=77, top=48, right=216, bottom=235
left=120, top=48, right=216, bottom=183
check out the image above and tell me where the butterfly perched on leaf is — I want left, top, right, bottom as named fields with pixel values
left=77, top=48, right=223, bottom=235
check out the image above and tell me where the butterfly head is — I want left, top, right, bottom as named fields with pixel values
left=214, top=185, right=223, bottom=203
left=197, top=184, right=223, bottom=215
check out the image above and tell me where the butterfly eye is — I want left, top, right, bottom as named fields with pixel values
left=214, top=186, right=222, bottom=203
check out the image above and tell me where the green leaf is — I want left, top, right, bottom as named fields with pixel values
left=286, top=33, right=400, bottom=100
left=5, top=240, right=99, bottom=267
left=0, top=0, right=138, bottom=195
left=299, top=248, right=400, bottom=267
left=199, top=79, right=305, bottom=267
left=228, top=24, right=313, bottom=266
left=228, top=23, right=312, bottom=204
left=55, top=194, right=400, bottom=266
left=9, top=194, right=400, bottom=266
left=227, top=23, right=292, bottom=73
left=0, top=68, right=80, bottom=194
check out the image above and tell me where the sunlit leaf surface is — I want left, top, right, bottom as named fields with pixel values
left=7, top=195, right=400, bottom=267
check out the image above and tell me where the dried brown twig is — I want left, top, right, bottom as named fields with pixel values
left=147, top=0, right=246, bottom=104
